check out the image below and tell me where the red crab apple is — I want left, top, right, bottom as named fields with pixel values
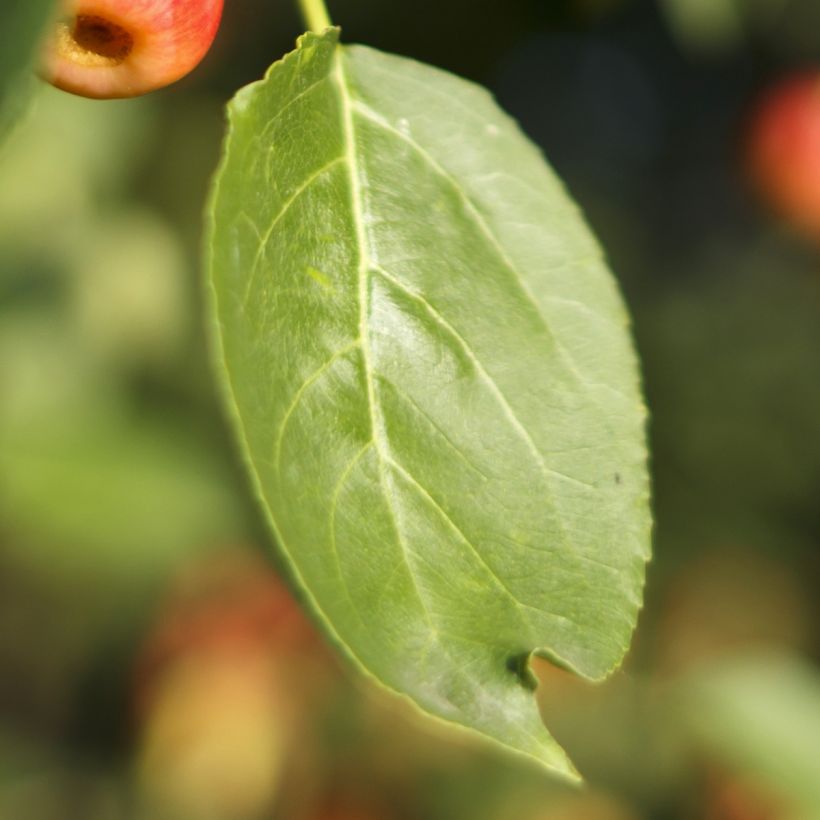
left=42, top=0, right=224, bottom=98
left=746, top=72, right=820, bottom=239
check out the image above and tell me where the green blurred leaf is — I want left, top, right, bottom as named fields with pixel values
left=0, top=315, right=243, bottom=580
left=2, top=419, right=238, bottom=568
left=0, top=0, right=54, bottom=138
left=660, top=0, right=747, bottom=52
left=0, top=83, right=243, bottom=583
left=0, top=334, right=227, bottom=589
left=682, top=651, right=820, bottom=816
left=70, top=210, right=191, bottom=368
left=659, top=0, right=820, bottom=56
left=0, top=86, right=154, bottom=239
left=208, top=30, right=650, bottom=776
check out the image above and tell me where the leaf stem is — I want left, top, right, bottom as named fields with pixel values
left=297, top=0, right=333, bottom=31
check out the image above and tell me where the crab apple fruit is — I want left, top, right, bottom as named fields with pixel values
left=42, top=0, right=224, bottom=99
left=746, top=72, right=820, bottom=239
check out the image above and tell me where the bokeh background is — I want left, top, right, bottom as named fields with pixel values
left=1, top=0, right=819, bottom=817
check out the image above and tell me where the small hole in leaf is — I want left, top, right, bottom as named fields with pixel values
left=506, top=652, right=538, bottom=691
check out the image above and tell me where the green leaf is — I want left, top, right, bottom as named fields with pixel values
left=0, top=0, right=54, bottom=138
left=207, top=29, right=650, bottom=777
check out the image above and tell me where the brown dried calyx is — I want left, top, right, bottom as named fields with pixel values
left=56, top=14, right=134, bottom=67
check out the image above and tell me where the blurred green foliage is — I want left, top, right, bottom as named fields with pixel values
left=0, top=89, right=246, bottom=584
left=0, top=0, right=818, bottom=818
left=0, top=0, right=55, bottom=135
left=661, top=0, right=820, bottom=56
left=682, top=651, right=820, bottom=818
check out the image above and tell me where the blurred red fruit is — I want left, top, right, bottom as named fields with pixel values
left=313, top=798, right=390, bottom=820
left=746, top=72, right=820, bottom=239
left=133, top=548, right=330, bottom=721
left=133, top=549, right=335, bottom=819
left=42, top=0, right=223, bottom=98
left=705, top=768, right=787, bottom=820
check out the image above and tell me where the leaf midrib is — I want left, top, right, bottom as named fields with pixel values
left=331, top=48, right=592, bottom=650
left=228, top=41, right=612, bottom=670
left=334, top=48, right=443, bottom=636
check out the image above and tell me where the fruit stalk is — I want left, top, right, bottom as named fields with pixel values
left=297, top=0, right=332, bottom=33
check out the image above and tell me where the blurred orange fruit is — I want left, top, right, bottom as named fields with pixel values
left=132, top=548, right=335, bottom=819
left=746, top=72, right=820, bottom=240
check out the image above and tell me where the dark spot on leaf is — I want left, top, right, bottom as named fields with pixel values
left=507, top=652, right=538, bottom=690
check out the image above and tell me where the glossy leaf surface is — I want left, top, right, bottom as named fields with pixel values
left=207, top=29, right=651, bottom=777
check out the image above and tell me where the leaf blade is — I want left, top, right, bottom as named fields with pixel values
left=207, top=29, right=651, bottom=776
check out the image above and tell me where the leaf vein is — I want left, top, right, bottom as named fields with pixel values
left=371, top=263, right=595, bottom=492
left=387, top=456, right=574, bottom=631
left=351, top=100, right=624, bottom=415
left=273, top=339, right=362, bottom=477
left=335, top=49, right=437, bottom=636
left=381, top=381, right=491, bottom=481
left=328, top=439, right=375, bottom=629
left=258, top=72, right=332, bottom=148
left=241, top=155, right=345, bottom=308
